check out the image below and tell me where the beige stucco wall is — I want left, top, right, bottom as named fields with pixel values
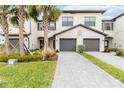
left=55, top=26, right=105, bottom=51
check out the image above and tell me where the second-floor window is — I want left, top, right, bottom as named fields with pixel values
left=103, top=23, right=113, bottom=31
left=37, top=22, right=42, bottom=31
left=84, top=16, right=96, bottom=27
left=48, top=22, right=56, bottom=30
left=37, top=22, right=56, bottom=31
left=62, top=17, right=73, bottom=26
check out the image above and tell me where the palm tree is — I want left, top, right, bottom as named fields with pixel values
left=0, top=5, right=14, bottom=55
left=30, top=5, right=61, bottom=60
left=10, top=5, right=29, bottom=55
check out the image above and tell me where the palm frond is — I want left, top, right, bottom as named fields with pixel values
left=48, top=6, right=62, bottom=22
left=24, top=10, right=29, bottom=21
left=0, top=5, right=13, bottom=14
left=28, top=5, right=40, bottom=21
left=9, top=15, right=18, bottom=26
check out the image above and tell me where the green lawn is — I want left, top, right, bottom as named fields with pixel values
left=81, top=52, right=124, bottom=83
left=0, top=61, right=56, bottom=88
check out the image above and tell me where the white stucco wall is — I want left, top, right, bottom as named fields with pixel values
left=0, top=20, right=31, bottom=34
left=56, top=13, right=102, bottom=31
left=28, top=19, right=39, bottom=50
left=104, top=31, right=114, bottom=37
left=112, top=16, right=124, bottom=48
left=31, top=12, right=103, bottom=37
left=102, top=22, right=115, bottom=37
left=55, top=26, right=105, bottom=51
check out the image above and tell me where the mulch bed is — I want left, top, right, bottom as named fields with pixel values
left=46, top=55, right=58, bottom=61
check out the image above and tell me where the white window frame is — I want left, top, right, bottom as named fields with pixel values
left=84, top=16, right=96, bottom=27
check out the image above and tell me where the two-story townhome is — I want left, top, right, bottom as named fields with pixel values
left=1, top=8, right=124, bottom=52
left=29, top=9, right=107, bottom=52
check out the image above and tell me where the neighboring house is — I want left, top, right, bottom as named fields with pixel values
left=102, top=13, right=124, bottom=49
left=0, top=8, right=124, bottom=52
left=0, top=21, right=30, bottom=49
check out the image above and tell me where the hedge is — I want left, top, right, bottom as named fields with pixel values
left=0, top=55, right=42, bottom=62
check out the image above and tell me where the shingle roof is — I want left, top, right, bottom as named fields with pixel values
left=113, top=13, right=124, bottom=20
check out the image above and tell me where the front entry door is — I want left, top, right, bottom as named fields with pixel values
left=40, top=39, right=44, bottom=49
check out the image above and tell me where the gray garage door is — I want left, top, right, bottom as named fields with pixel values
left=60, top=39, right=76, bottom=51
left=83, top=39, right=99, bottom=51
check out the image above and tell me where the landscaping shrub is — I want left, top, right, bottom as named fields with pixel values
left=78, top=45, right=85, bottom=53
left=35, top=48, right=41, bottom=51
left=32, top=49, right=42, bottom=56
left=111, top=48, right=118, bottom=52
left=0, top=46, right=6, bottom=55
left=0, top=55, right=42, bottom=62
left=10, top=49, right=19, bottom=54
left=116, top=49, right=124, bottom=56
left=42, top=48, right=56, bottom=59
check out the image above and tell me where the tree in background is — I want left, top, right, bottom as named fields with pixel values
left=29, top=5, right=61, bottom=60
left=10, top=5, right=29, bottom=55
left=0, top=5, right=14, bottom=55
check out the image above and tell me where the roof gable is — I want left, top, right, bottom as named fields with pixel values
left=54, top=24, right=107, bottom=36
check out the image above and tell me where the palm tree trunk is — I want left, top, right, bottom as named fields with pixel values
left=1, top=15, right=10, bottom=55
left=42, top=12, right=49, bottom=60
left=18, top=5, right=25, bottom=55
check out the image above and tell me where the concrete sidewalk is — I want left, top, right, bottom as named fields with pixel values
left=87, top=52, right=124, bottom=71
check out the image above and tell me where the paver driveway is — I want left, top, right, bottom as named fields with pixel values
left=87, top=52, right=124, bottom=71
left=52, top=52, right=124, bottom=88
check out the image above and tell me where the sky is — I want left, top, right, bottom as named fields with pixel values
left=57, top=5, right=124, bottom=19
